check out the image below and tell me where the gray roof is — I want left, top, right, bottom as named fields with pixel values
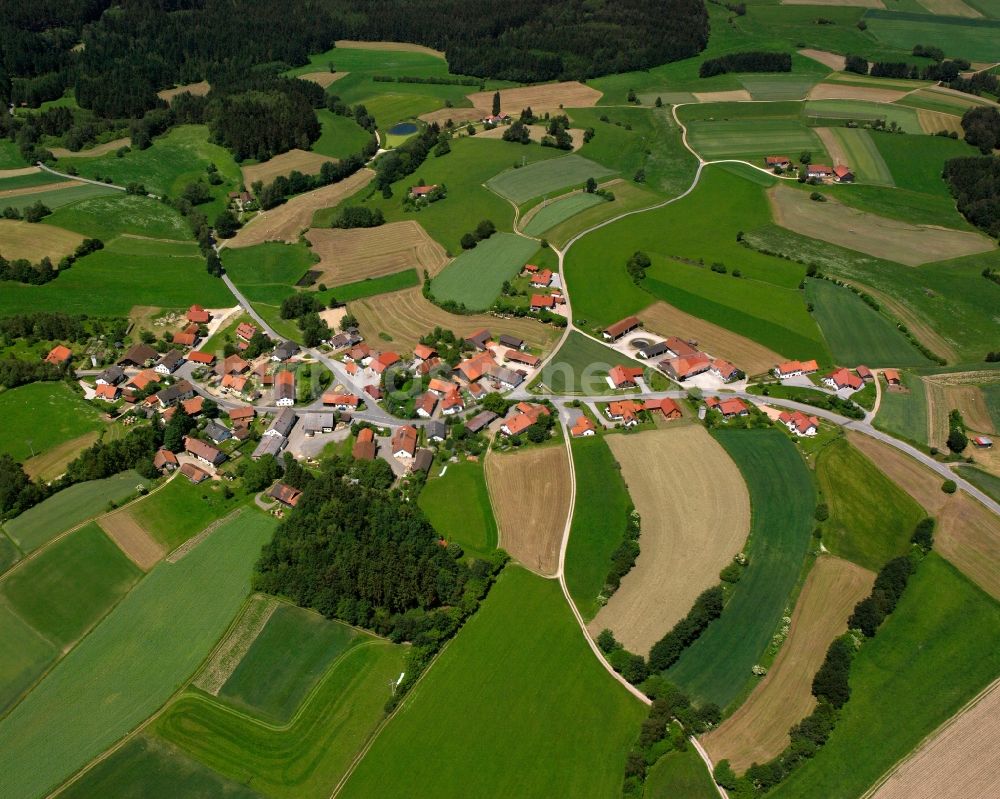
left=98, top=365, right=126, bottom=384
left=465, top=410, right=498, bottom=433
left=204, top=420, right=232, bottom=443
left=489, top=365, right=524, bottom=388
left=155, top=379, right=194, bottom=405
left=411, top=448, right=433, bottom=474
left=155, top=349, right=184, bottom=370
left=303, top=412, right=335, bottom=432
left=498, top=334, right=524, bottom=349
left=636, top=341, right=670, bottom=359
left=252, top=435, right=284, bottom=459
left=425, top=420, right=447, bottom=441
left=266, top=408, right=297, bottom=438
left=273, top=340, right=300, bottom=360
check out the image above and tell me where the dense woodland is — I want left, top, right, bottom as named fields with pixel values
left=944, top=155, right=1000, bottom=238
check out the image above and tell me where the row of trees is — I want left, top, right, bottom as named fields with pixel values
left=699, top=51, right=791, bottom=78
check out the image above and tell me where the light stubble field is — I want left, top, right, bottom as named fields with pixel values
left=466, top=81, right=602, bottom=116
left=0, top=218, right=85, bottom=261
left=589, top=427, right=750, bottom=655
left=241, top=150, right=337, bottom=187
left=703, top=556, right=875, bottom=772
left=485, top=444, right=571, bottom=576
left=98, top=506, right=166, bottom=571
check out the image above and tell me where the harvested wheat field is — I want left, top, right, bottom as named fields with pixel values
left=485, top=444, right=571, bottom=576
left=0, top=166, right=42, bottom=180
left=475, top=124, right=585, bottom=151
left=157, top=81, right=210, bottom=103
left=923, top=379, right=951, bottom=450
left=917, top=109, right=964, bottom=137
left=228, top=168, right=373, bottom=247
left=588, top=427, right=750, bottom=655
left=193, top=594, right=277, bottom=695
left=868, top=678, right=1000, bottom=799
left=419, top=107, right=482, bottom=127
left=0, top=180, right=79, bottom=201
left=297, top=71, right=348, bottom=88
left=0, top=219, right=85, bottom=261
left=703, top=556, right=875, bottom=772
left=23, top=432, right=100, bottom=483
left=638, top=301, right=786, bottom=377
left=924, top=374, right=996, bottom=434
left=305, top=220, right=448, bottom=284
left=915, top=0, right=982, bottom=17
left=241, top=149, right=336, bottom=187
left=769, top=184, right=994, bottom=266
left=335, top=39, right=445, bottom=58
left=807, top=84, right=907, bottom=103
left=936, top=493, right=1000, bottom=600
left=467, top=81, right=603, bottom=116
left=845, top=431, right=944, bottom=513
left=50, top=138, right=130, bottom=159
left=693, top=89, right=753, bottom=103
left=348, top=286, right=560, bottom=354
left=798, top=49, right=847, bottom=72
left=98, top=508, right=166, bottom=571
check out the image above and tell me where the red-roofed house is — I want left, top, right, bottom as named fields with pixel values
left=456, top=351, right=495, bottom=383
left=45, top=345, right=72, bottom=365
left=219, top=354, right=249, bottom=375
left=187, top=350, right=215, bottom=366
left=95, top=383, right=120, bottom=401
left=416, top=392, right=438, bottom=418
left=504, top=350, right=540, bottom=368
left=530, top=294, right=556, bottom=311
left=603, top=316, right=641, bottom=342
left=664, top=337, right=699, bottom=359
left=571, top=416, right=596, bottom=437
left=706, top=397, right=749, bottom=418
left=229, top=406, right=255, bottom=424
left=353, top=427, right=377, bottom=460
left=413, top=343, right=436, bottom=361
left=182, top=395, right=204, bottom=416
left=773, top=360, right=819, bottom=379
left=806, top=164, right=834, bottom=179
left=187, top=305, right=211, bottom=324
left=606, top=399, right=643, bottom=427
left=275, top=370, right=295, bottom=406
left=128, top=369, right=159, bottom=391
left=236, top=322, right=257, bottom=342
left=346, top=343, right=372, bottom=364
left=428, top=377, right=455, bottom=395
left=856, top=365, right=873, bottom=382
left=711, top=359, right=741, bottom=383
left=609, top=365, right=644, bottom=389
left=268, top=482, right=302, bottom=507
left=153, top=448, right=178, bottom=472
left=661, top=352, right=711, bottom=382
left=972, top=435, right=993, bottom=449
left=172, top=330, right=198, bottom=347
left=883, top=369, right=901, bottom=386
left=500, top=412, right=535, bottom=436
left=180, top=462, right=211, bottom=484
left=391, top=425, right=418, bottom=458
left=441, top=388, right=465, bottom=416
left=643, top=398, right=682, bottom=419
left=523, top=264, right=539, bottom=274
left=322, top=392, right=359, bottom=410
left=833, top=165, right=854, bottom=183
left=515, top=402, right=549, bottom=422
left=409, top=184, right=438, bottom=198
left=530, top=269, right=553, bottom=287
left=184, top=436, right=226, bottom=466
left=824, top=368, right=863, bottom=392
left=371, top=351, right=401, bottom=374
left=765, top=156, right=792, bottom=169
left=779, top=410, right=819, bottom=437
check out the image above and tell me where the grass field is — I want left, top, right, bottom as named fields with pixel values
left=0, top=511, right=276, bottom=799
left=738, top=74, right=820, bottom=101
left=815, top=127, right=894, bottom=185
left=521, top=191, right=606, bottom=237
left=0, top=533, right=20, bottom=575
left=644, top=747, right=719, bottom=799
left=0, top=169, right=64, bottom=192
left=0, top=182, right=118, bottom=212
left=936, top=492, right=1000, bottom=601
left=870, top=133, right=976, bottom=196
left=827, top=182, right=971, bottom=230
left=540, top=181, right=661, bottom=248
left=685, top=118, right=826, bottom=162
left=241, top=150, right=337, bottom=188
left=485, top=445, right=571, bottom=577
left=312, top=110, right=374, bottom=160
left=0, top=381, right=106, bottom=464
left=221, top=241, right=315, bottom=307
left=3, top=471, right=151, bottom=553
left=703, top=556, right=875, bottom=773
left=44, top=193, right=193, bottom=241
left=539, top=332, right=648, bottom=395
left=486, top=154, right=615, bottom=205
left=430, top=233, right=538, bottom=310
left=339, top=566, right=646, bottom=798
left=59, top=734, right=262, bottom=799
left=804, top=278, right=931, bottom=368
left=816, top=438, right=926, bottom=571
left=219, top=604, right=367, bottom=723
left=0, top=140, right=28, bottom=169
left=418, top=461, right=498, bottom=559
left=955, top=465, right=1000, bottom=503
left=666, top=430, right=815, bottom=710
left=875, top=371, right=928, bottom=445
left=0, top=600, right=57, bottom=715
left=591, top=427, right=750, bottom=655
left=317, top=269, right=419, bottom=304
left=803, top=100, right=922, bottom=133
left=128, top=471, right=244, bottom=551
left=564, top=436, right=634, bottom=621
left=2, top=522, right=141, bottom=647
left=864, top=10, right=1000, bottom=61
left=770, top=554, right=1000, bottom=799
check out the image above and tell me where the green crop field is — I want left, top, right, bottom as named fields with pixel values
left=0, top=511, right=276, bottom=799
left=816, top=438, right=925, bottom=570
left=667, top=430, right=815, bottom=710
left=0, top=182, right=119, bottom=212
left=359, top=92, right=443, bottom=131
left=522, top=192, right=606, bottom=237
left=129, top=473, right=244, bottom=551
left=0, top=170, right=65, bottom=192
left=565, top=435, right=633, bottom=621
left=683, top=118, right=825, bottom=162
left=875, top=371, right=928, bottom=445
left=57, top=125, right=242, bottom=220
left=644, top=747, right=719, bottom=799
left=541, top=181, right=661, bottom=249
left=864, top=10, right=1000, bottom=62
left=2, top=522, right=141, bottom=647
left=804, top=278, right=931, bottom=368
left=0, top=533, right=20, bottom=575
left=0, top=236, right=233, bottom=317
left=954, top=465, right=1000, bottom=503
left=539, top=332, right=647, bottom=395
left=771, top=554, right=1000, bottom=799
left=827, top=182, right=972, bottom=230
left=418, top=461, right=497, bottom=558
left=315, top=269, right=419, bottom=305
left=983, top=382, right=1000, bottom=431
left=870, top=133, right=975, bottom=197
left=0, top=601, right=57, bottom=715
left=218, top=603, right=366, bottom=723
left=0, top=140, right=28, bottom=168
left=339, top=566, right=645, bottom=798
left=486, top=154, right=615, bottom=205
left=44, top=193, right=193, bottom=241
left=738, top=75, right=820, bottom=102
left=312, top=110, right=373, bottom=160
left=158, top=639, right=405, bottom=799
left=0, top=381, right=106, bottom=463
left=59, top=734, right=262, bottom=799
left=430, top=232, right=538, bottom=310
left=221, top=241, right=314, bottom=308
left=822, top=128, right=893, bottom=185
left=803, top=100, right=922, bottom=133
left=3, top=471, right=152, bottom=553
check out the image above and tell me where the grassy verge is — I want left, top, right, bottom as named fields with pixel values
left=418, top=460, right=498, bottom=559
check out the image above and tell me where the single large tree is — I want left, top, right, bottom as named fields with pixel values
left=492, top=91, right=501, bottom=116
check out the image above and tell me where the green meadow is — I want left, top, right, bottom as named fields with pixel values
left=312, top=110, right=374, bottom=160
left=486, top=154, right=615, bottom=205
left=0, top=140, right=28, bottom=169
left=667, top=430, right=815, bottom=710
left=644, top=747, right=719, bottom=799
left=565, top=435, right=634, bottom=620
left=430, top=232, right=538, bottom=310
left=0, top=600, right=57, bottom=715
left=418, top=460, right=498, bottom=559
left=821, top=128, right=893, bottom=185
left=0, top=182, right=118, bottom=211
left=128, top=476, right=244, bottom=551
left=221, top=241, right=314, bottom=308
left=864, top=10, right=1000, bottom=62
left=44, top=193, right=193, bottom=241
left=522, top=192, right=606, bottom=237
left=738, top=74, right=819, bottom=102
left=0, top=381, right=105, bottom=464
left=875, top=371, right=929, bottom=446
left=315, top=269, right=419, bottom=305
left=803, top=100, right=922, bottom=133
left=338, top=566, right=646, bottom=799
left=0, top=511, right=276, bottom=799
left=816, top=438, right=926, bottom=571
left=770, top=555, right=1000, bottom=799
left=539, top=332, right=648, bottom=395
left=0, top=170, right=65, bottom=192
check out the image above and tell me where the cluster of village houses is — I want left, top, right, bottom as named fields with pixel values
left=765, top=156, right=854, bottom=183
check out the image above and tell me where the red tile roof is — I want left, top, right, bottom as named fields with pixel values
left=187, top=350, right=215, bottom=365
left=505, top=349, right=540, bottom=367
left=391, top=425, right=418, bottom=456
left=530, top=294, right=556, bottom=309
left=643, top=398, right=682, bottom=418
left=322, top=392, right=359, bottom=407
left=95, top=383, right=119, bottom=400
left=371, top=351, right=401, bottom=373
left=604, top=316, right=640, bottom=339
left=187, top=305, right=210, bottom=324
left=609, top=364, right=644, bottom=388
left=236, top=322, right=257, bottom=341
left=229, top=406, right=255, bottom=422
left=182, top=395, right=204, bottom=415
left=884, top=368, right=901, bottom=383
left=413, top=344, right=437, bottom=360
left=571, top=416, right=596, bottom=436
left=45, top=345, right=72, bottom=364
left=829, top=367, right=863, bottom=391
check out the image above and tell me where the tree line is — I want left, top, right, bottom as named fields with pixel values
left=943, top=153, right=1000, bottom=239
left=699, top=52, right=791, bottom=78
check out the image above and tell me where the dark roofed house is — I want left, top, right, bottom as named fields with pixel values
left=303, top=412, right=335, bottom=436
left=465, top=410, right=498, bottom=434
left=155, top=379, right=195, bottom=408
left=498, top=334, right=524, bottom=351
left=603, top=316, right=640, bottom=342
left=154, top=350, right=184, bottom=375
left=96, top=365, right=126, bottom=385
left=425, top=420, right=447, bottom=442
left=464, top=328, right=492, bottom=351
left=252, top=435, right=284, bottom=460
left=636, top=341, right=670, bottom=360
left=268, top=482, right=302, bottom=507
left=272, top=340, right=300, bottom=362
left=117, top=343, right=158, bottom=368
left=265, top=408, right=297, bottom=439
left=204, top=420, right=232, bottom=444
left=411, top=449, right=433, bottom=474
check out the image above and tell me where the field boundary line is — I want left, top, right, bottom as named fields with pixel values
left=481, top=437, right=505, bottom=552
left=193, top=595, right=278, bottom=695
left=166, top=506, right=244, bottom=563
left=859, top=675, right=1000, bottom=799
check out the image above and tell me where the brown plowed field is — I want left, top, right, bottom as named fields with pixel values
left=853, top=283, right=959, bottom=363
left=23, top=432, right=100, bottom=482
left=769, top=184, right=995, bottom=266
left=466, top=81, right=602, bottom=116
left=588, top=427, right=751, bottom=655
left=917, top=109, right=964, bottom=137
left=915, top=0, right=982, bottom=17
left=703, top=556, right=875, bottom=772
left=0, top=219, right=85, bottom=261
left=936, top=493, right=1000, bottom=601
left=868, top=678, right=1000, bottom=799
left=638, top=301, right=786, bottom=377
left=298, top=71, right=348, bottom=88
left=228, top=168, right=374, bottom=248
left=475, top=124, right=585, bottom=151
left=241, top=150, right=337, bottom=187
left=419, top=107, right=482, bottom=127
left=335, top=39, right=445, bottom=58
left=924, top=377, right=995, bottom=434
left=0, top=166, right=42, bottom=179
left=807, top=84, right=907, bottom=102
left=485, top=444, right=571, bottom=576
left=98, top=509, right=166, bottom=571
left=347, top=286, right=560, bottom=354
left=157, top=81, right=211, bottom=103
left=693, top=89, right=753, bottom=103
left=798, top=49, right=847, bottom=72
left=923, top=379, right=951, bottom=450
left=305, top=220, right=448, bottom=284
left=50, top=138, right=130, bottom=159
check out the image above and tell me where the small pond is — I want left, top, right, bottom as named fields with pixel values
left=388, top=122, right=418, bottom=136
